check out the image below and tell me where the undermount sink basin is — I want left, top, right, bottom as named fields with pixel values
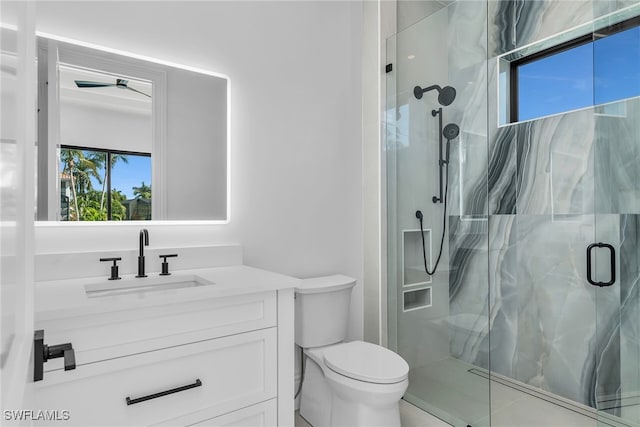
left=84, top=274, right=214, bottom=298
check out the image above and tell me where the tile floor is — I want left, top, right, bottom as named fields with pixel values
left=294, top=357, right=638, bottom=426
left=294, top=399, right=448, bottom=427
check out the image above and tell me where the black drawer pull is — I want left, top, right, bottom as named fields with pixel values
left=125, top=379, right=202, bottom=405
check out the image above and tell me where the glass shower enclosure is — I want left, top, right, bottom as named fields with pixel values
left=385, top=1, right=640, bottom=427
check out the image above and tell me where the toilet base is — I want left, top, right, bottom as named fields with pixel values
left=331, top=397, right=401, bottom=427
left=326, top=367, right=406, bottom=427
left=300, top=358, right=332, bottom=427
left=299, top=347, right=407, bottom=427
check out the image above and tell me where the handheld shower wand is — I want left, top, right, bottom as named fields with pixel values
left=443, top=123, right=460, bottom=165
left=413, top=81, right=459, bottom=276
left=415, top=123, right=459, bottom=276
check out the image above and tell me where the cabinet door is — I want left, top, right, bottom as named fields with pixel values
left=35, top=328, right=277, bottom=426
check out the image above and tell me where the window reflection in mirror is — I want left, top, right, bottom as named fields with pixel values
left=59, top=147, right=151, bottom=221
left=57, top=63, right=153, bottom=221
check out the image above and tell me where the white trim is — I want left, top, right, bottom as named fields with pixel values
left=36, top=32, right=230, bottom=82
left=277, top=289, right=295, bottom=427
left=1, top=1, right=37, bottom=412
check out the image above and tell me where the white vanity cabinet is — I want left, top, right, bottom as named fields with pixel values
left=34, top=275, right=295, bottom=427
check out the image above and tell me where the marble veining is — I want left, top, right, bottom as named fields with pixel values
left=449, top=213, right=624, bottom=409
left=594, top=99, right=640, bottom=214
left=488, top=125, right=518, bottom=214
left=489, top=0, right=594, bottom=56
left=390, top=0, right=640, bottom=421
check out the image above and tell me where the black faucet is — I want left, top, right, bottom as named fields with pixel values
left=136, top=228, right=149, bottom=278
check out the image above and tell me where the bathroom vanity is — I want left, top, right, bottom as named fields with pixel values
left=33, top=254, right=298, bottom=427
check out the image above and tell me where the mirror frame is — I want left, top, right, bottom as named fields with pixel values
left=35, top=32, right=230, bottom=227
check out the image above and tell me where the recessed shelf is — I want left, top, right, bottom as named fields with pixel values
left=403, top=287, right=432, bottom=312
left=402, top=229, right=432, bottom=286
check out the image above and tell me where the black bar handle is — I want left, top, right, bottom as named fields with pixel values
left=432, top=108, right=444, bottom=204
left=125, top=379, right=202, bottom=406
left=586, top=242, right=616, bottom=287
left=586, top=243, right=595, bottom=285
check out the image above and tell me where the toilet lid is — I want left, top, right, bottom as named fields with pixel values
left=323, top=341, right=409, bottom=384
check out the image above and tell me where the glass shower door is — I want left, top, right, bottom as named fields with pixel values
left=386, top=2, right=491, bottom=426
left=593, top=7, right=640, bottom=426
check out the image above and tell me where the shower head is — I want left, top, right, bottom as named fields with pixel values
left=413, top=84, right=457, bottom=106
left=438, top=86, right=457, bottom=106
left=443, top=123, right=460, bottom=140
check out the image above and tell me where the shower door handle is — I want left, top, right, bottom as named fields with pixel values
left=586, top=243, right=616, bottom=287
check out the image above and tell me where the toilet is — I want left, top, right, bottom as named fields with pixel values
left=295, top=275, right=409, bottom=427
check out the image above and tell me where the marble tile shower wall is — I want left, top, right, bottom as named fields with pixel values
left=447, top=0, right=640, bottom=411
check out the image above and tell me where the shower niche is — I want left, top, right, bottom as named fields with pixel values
left=402, top=229, right=433, bottom=312
left=402, top=287, right=432, bottom=312
left=402, top=229, right=432, bottom=287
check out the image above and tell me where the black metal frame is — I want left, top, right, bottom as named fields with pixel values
left=509, top=15, right=640, bottom=123
left=509, top=34, right=592, bottom=123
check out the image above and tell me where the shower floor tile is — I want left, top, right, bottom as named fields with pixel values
left=487, top=394, right=596, bottom=427
left=405, top=358, right=492, bottom=426
left=404, top=356, right=623, bottom=427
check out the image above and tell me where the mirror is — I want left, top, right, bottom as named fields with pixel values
left=35, top=34, right=228, bottom=222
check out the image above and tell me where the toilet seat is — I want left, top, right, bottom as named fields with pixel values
left=322, top=341, right=409, bottom=384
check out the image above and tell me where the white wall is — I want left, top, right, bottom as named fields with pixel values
left=165, top=67, right=227, bottom=220
left=32, top=1, right=364, bottom=340
left=60, top=101, right=152, bottom=152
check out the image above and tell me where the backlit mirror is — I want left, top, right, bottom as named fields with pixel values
left=35, top=34, right=228, bottom=222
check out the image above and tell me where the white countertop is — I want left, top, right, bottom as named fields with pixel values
left=36, top=264, right=300, bottom=322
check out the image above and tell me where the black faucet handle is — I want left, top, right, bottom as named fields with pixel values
left=159, top=254, right=178, bottom=276
left=100, top=257, right=122, bottom=280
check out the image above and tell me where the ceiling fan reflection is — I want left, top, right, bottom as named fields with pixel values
left=74, top=78, right=151, bottom=98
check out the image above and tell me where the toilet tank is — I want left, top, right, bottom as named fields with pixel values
left=295, top=275, right=356, bottom=348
